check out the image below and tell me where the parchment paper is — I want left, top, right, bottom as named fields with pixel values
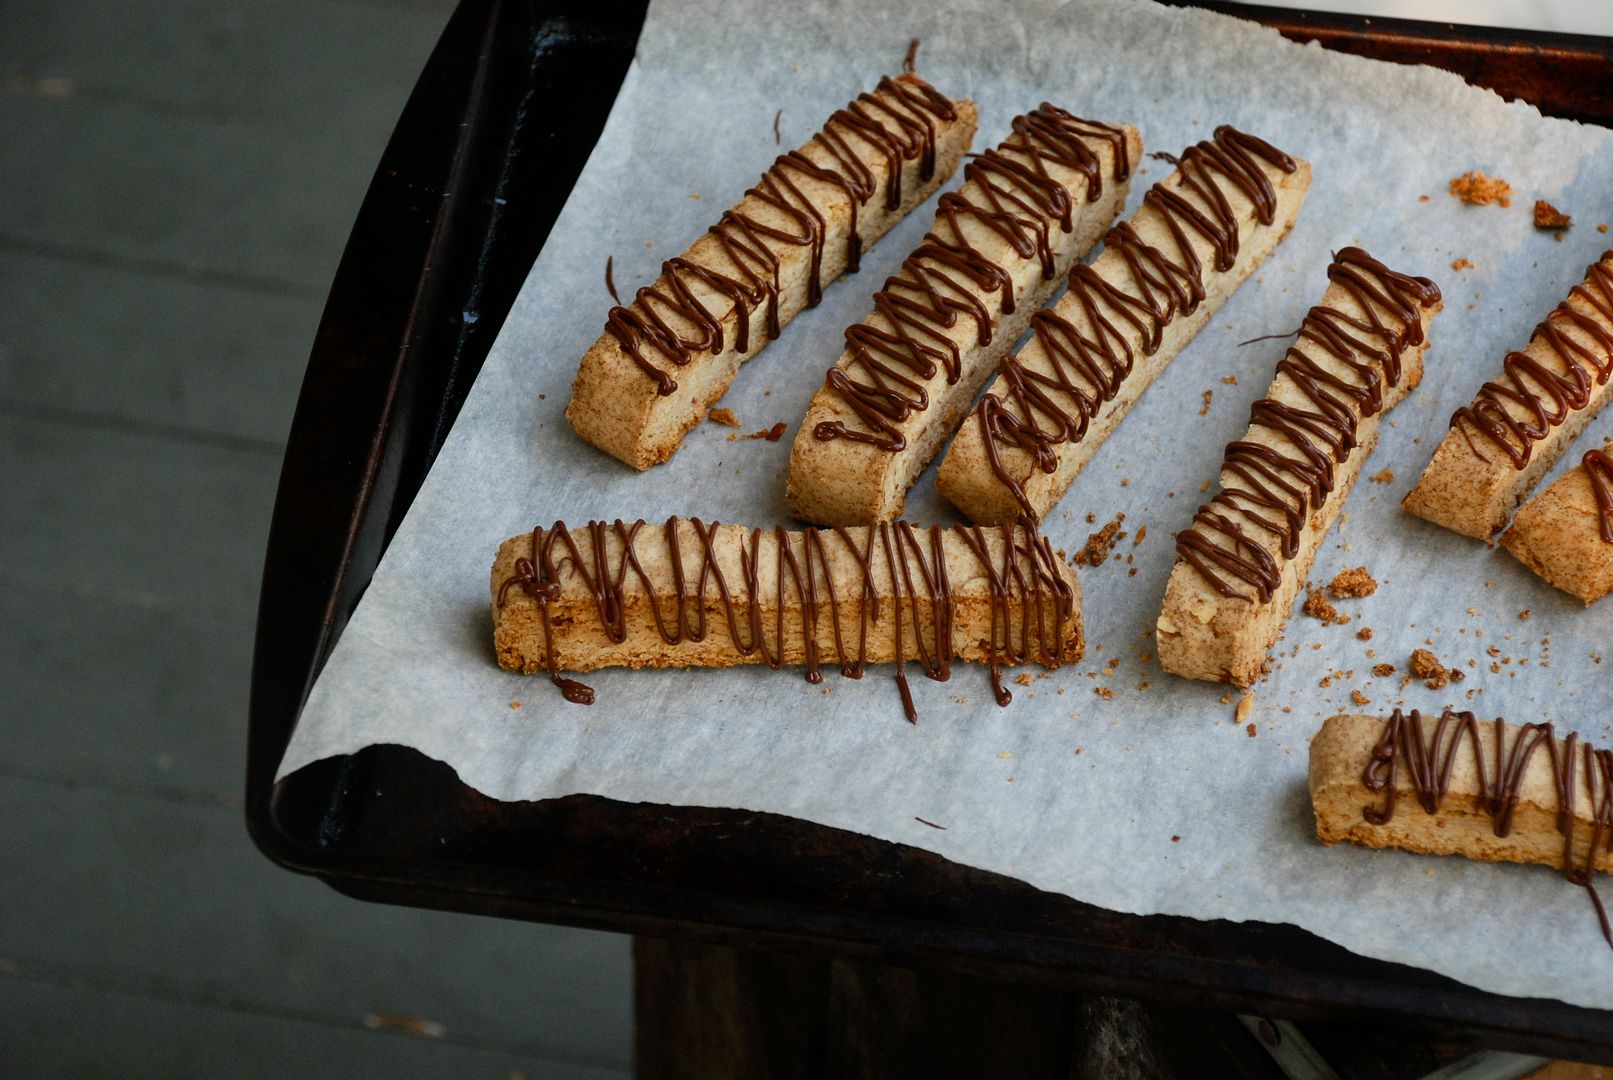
left=279, top=0, right=1613, bottom=1007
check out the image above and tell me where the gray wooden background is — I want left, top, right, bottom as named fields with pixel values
left=0, top=1, right=634, bottom=1074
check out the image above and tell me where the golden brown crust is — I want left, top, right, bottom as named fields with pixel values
left=1501, top=440, right=1613, bottom=604
left=565, top=76, right=978, bottom=471
left=1402, top=252, right=1613, bottom=541
left=1309, top=713, right=1613, bottom=874
left=491, top=520, right=1084, bottom=675
left=786, top=120, right=1142, bottom=525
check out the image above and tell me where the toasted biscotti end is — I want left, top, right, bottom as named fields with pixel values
left=1400, top=431, right=1518, bottom=542
left=1501, top=443, right=1613, bottom=604
left=565, top=81, right=979, bottom=472
left=1308, top=713, right=1613, bottom=873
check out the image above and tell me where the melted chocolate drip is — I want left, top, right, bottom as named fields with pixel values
left=497, top=517, right=1073, bottom=721
left=1587, top=448, right=1613, bottom=544
left=603, top=75, right=957, bottom=397
left=1175, top=248, right=1440, bottom=602
left=1363, top=708, right=1613, bottom=948
left=967, top=125, right=1298, bottom=520
left=814, top=106, right=1131, bottom=452
left=1450, top=254, right=1613, bottom=468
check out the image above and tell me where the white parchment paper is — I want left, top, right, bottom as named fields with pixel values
left=280, top=0, right=1613, bottom=1006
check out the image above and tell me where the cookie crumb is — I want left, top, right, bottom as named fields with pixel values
left=1368, top=468, right=1395, bottom=484
left=1235, top=693, right=1254, bottom=725
left=1351, top=690, right=1371, bottom=707
left=1372, top=662, right=1396, bottom=678
left=1329, top=566, right=1378, bottom=599
left=1245, top=722, right=1257, bottom=738
left=1356, top=627, right=1374, bottom=641
left=1199, top=390, right=1214, bottom=416
left=1302, top=588, right=1345, bottom=624
left=1519, top=609, right=1532, bottom=621
left=510, top=700, right=522, bottom=710
left=1534, top=199, right=1571, bottom=230
left=1076, top=515, right=1126, bottom=566
left=1418, top=194, right=1430, bottom=203
left=1449, top=171, right=1513, bottom=207
left=1095, top=686, right=1116, bottom=700
left=1014, top=672, right=1034, bottom=687
left=746, top=422, right=788, bottom=441
left=708, top=407, right=739, bottom=427
left=1450, top=257, right=1471, bottom=272
left=1410, top=648, right=1453, bottom=689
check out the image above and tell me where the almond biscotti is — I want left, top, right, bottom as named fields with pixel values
left=1403, top=251, right=1613, bottom=541
left=1310, top=711, right=1613, bottom=892
left=787, top=106, right=1141, bottom=524
left=1500, top=442, right=1613, bottom=604
left=492, top=516, right=1082, bottom=721
left=935, top=125, right=1311, bottom=524
left=566, top=73, right=978, bottom=471
left=1157, top=249, right=1442, bottom=686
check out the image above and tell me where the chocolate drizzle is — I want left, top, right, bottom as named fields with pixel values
left=497, top=517, right=1073, bottom=722
left=1586, top=448, right=1613, bottom=544
left=1450, top=253, right=1613, bottom=468
left=1175, top=249, right=1440, bottom=602
left=967, top=126, right=1297, bottom=520
left=813, top=106, right=1131, bottom=451
left=1363, top=708, right=1613, bottom=947
left=603, top=75, right=957, bottom=397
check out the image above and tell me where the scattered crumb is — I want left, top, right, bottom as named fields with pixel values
left=1172, top=835, right=1181, bottom=842
left=726, top=433, right=737, bottom=442
left=1519, top=609, right=1532, bottom=621
left=1076, top=514, right=1126, bottom=566
left=1221, top=375, right=1238, bottom=385
left=1235, top=693, right=1254, bottom=725
left=363, top=1014, right=445, bottom=1038
left=1302, top=588, right=1347, bottom=625
left=1351, top=690, right=1371, bottom=707
left=1372, top=662, right=1396, bottom=677
left=509, top=700, right=521, bottom=710
left=1449, top=171, right=1513, bottom=208
left=745, top=422, right=788, bottom=441
left=1368, top=468, right=1395, bottom=485
left=708, top=407, right=739, bottom=427
left=1329, top=566, right=1378, bottom=599
left=1134, top=525, right=1148, bottom=546
left=1409, top=648, right=1454, bottom=689
left=1014, top=673, right=1034, bottom=687
left=1199, top=390, right=1214, bottom=416
left=1245, top=723, right=1258, bottom=738
left=1356, top=627, right=1374, bottom=641
left=1450, top=257, right=1471, bottom=272
left=1600, top=223, right=1610, bottom=234
left=1095, top=687, right=1116, bottom=700
left=1534, top=199, right=1572, bottom=230
left=1418, top=194, right=1431, bottom=203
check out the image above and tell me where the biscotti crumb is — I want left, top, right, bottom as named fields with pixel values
left=1418, top=194, right=1430, bottom=203
left=1356, top=627, right=1374, bottom=641
left=1329, top=566, right=1378, bottom=599
left=708, top=407, right=739, bottom=427
left=1302, top=588, right=1347, bottom=624
left=1095, top=686, right=1115, bottom=700
left=1076, top=515, right=1126, bottom=566
left=1199, top=390, right=1213, bottom=415
left=1409, top=647, right=1453, bottom=689
left=1534, top=199, right=1571, bottom=230
left=1246, top=723, right=1257, bottom=738
left=1368, top=468, right=1395, bottom=484
left=745, top=422, right=788, bottom=441
left=1235, top=693, right=1254, bottom=725
left=1372, top=662, right=1396, bottom=677
left=1013, top=672, right=1034, bottom=686
left=1133, top=525, right=1147, bottom=546
left=1351, top=689, right=1371, bottom=706
left=1519, top=609, right=1532, bottom=621
left=1221, top=375, right=1238, bottom=385
left=510, top=700, right=522, bottom=709
left=1450, top=257, right=1471, bottom=271
left=1449, top=171, right=1513, bottom=207
left=1601, top=224, right=1610, bottom=234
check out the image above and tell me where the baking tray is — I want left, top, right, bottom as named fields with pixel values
left=246, top=0, right=1613, bottom=1060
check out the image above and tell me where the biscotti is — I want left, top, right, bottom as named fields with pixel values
left=1310, top=710, right=1613, bottom=879
left=492, top=516, right=1083, bottom=720
left=936, top=125, right=1311, bottom=524
left=1500, top=442, right=1613, bottom=604
left=787, top=107, right=1141, bottom=524
left=1157, top=249, right=1442, bottom=686
left=1403, top=251, right=1613, bottom=541
left=565, top=73, right=978, bottom=470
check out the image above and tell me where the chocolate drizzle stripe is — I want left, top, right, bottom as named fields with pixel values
left=1363, top=708, right=1613, bottom=948
left=603, top=75, right=958, bottom=397
left=813, top=106, right=1131, bottom=451
left=967, top=125, right=1297, bottom=521
left=496, top=517, right=1073, bottom=721
left=1175, top=248, right=1440, bottom=602
left=1586, top=448, right=1613, bottom=544
left=1450, top=253, right=1613, bottom=469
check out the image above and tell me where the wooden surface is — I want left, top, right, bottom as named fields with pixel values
left=0, top=0, right=632, bottom=1073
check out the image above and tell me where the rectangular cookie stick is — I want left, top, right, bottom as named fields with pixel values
left=1500, top=442, right=1613, bottom=604
left=935, top=125, right=1311, bottom=524
left=492, top=516, right=1083, bottom=720
left=1402, top=251, right=1613, bottom=541
left=566, top=73, right=978, bottom=470
left=1158, top=249, right=1442, bottom=686
left=787, top=107, right=1141, bottom=524
left=1310, top=710, right=1613, bottom=878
